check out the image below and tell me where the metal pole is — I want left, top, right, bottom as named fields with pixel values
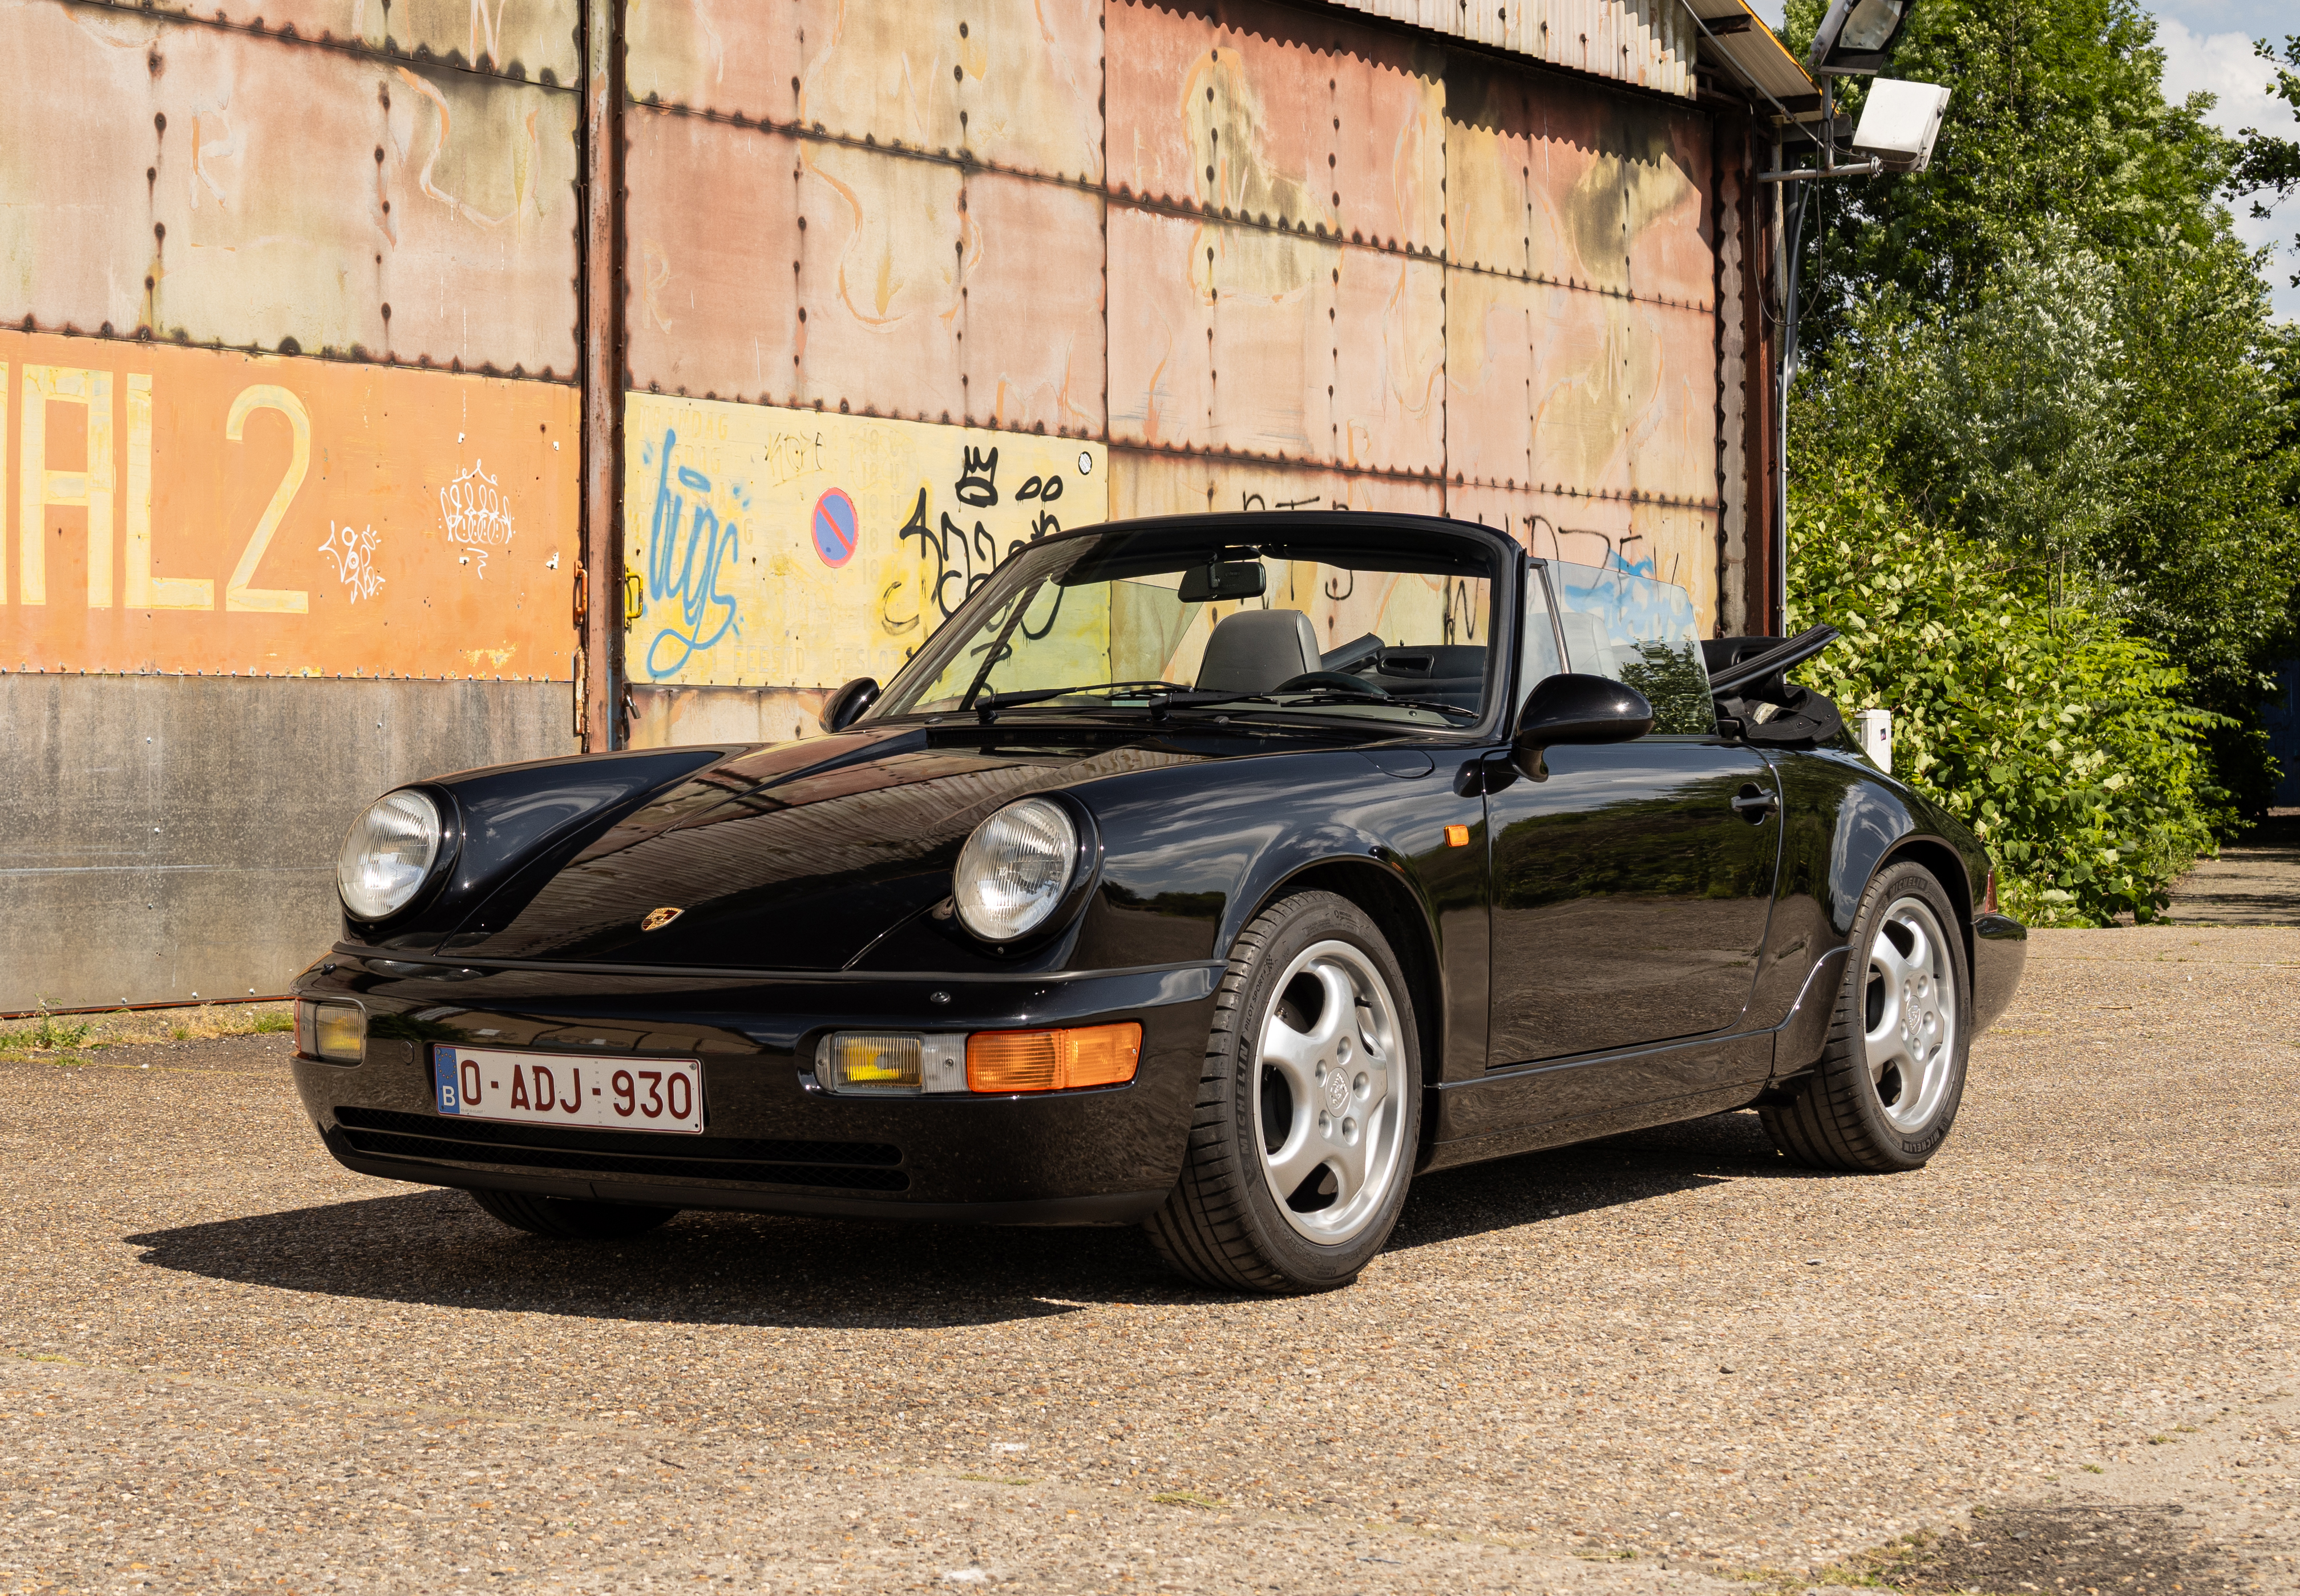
left=579, top=0, right=625, bottom=751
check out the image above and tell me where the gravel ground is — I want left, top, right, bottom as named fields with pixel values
left=2, top=927, right=2295, bottom=1594
left=2168, top=812, right=2299, bottom=927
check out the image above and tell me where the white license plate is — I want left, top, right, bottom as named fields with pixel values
left=431, top=1045, right=704, bottom=1134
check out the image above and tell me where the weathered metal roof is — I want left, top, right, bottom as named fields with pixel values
left=1315, top=0, right=1695, bottom=98
left=1682, top=0, right=1822, bottom=115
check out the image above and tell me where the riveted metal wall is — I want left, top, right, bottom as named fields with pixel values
left=1, top=0, right=584, bottom=1008
left=4, top=0, right=1778, bottom=1006
left=621, top=0, right=1747, bottom=748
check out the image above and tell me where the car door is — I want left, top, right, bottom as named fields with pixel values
left=1485, top=560, right=1782, bottom=1086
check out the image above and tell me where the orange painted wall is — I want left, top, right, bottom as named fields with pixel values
left=0, top=330, right=579, bottom=679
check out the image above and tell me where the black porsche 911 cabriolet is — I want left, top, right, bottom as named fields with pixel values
left=293, top=512, right=2026, bottom=1293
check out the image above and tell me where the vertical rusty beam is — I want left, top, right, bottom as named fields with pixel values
left=578, top=0, right=626, bottom=750
left=1741, top=132, right=1778, bottom=637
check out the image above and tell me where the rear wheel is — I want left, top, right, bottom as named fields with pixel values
left=467, top=1188, right=680, bottom=1240
left=1761, top=861, right=1970, bottom=1172
left=1145, top=891, right=1420, bottom=1293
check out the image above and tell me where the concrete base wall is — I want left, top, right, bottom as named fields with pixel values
left=1, top=675, right=577, bottom=1011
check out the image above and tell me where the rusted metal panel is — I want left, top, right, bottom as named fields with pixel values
left=1319, top=0, right=1696, bottom=97
left=1527, top=277, right=1634, bottom=497
left=1109, top=449, right=1442, bottom=521
left=1628, top=301, right=1721, bottom=507
left=94, top=0, right=582, bottom=82
left=621, top=394, right=1108, bottom=689
left=1105, top=207, right=1441, bottom=473
left=1444, top=62, right=1534, bottom=279
left=1106, top=0, right=1445, bottom=257
left=1442, top=268, right=1535, bottom=487
left=960, top=172, right=1107, bottom=435
left=1629, top=112, right=1716, bottom=310
left=0, top=2, right=579, bottom=376
left=625, top=0, right=1105, bottom=183
left=1, top=326, right=579, bottom=677
left=625, top=115, right=1104, bottom=436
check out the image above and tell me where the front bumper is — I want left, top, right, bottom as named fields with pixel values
left=292, top=951, right=1221, bottom=1225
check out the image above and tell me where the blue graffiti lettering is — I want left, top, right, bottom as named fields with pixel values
left=643, top=428, right=742, bottom=680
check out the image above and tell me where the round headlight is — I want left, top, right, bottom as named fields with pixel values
left=337, top=788, right=444, bottom=921
left=953, top=797, right=1079, bottom=942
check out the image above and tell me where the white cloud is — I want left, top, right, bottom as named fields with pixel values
left=2156, top=16, right=2298, bottom=319
left=2156, top=17, right=2294, bottom=136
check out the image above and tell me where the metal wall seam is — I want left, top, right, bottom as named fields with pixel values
left=578, top=0, right=624, bottom=749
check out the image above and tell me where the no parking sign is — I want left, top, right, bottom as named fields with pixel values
left=812, top=488, right=859, bottom=568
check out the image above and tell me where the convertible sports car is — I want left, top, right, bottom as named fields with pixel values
left=293, top=512, right=2026, bottom=1293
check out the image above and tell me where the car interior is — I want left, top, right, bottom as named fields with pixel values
left=1189, top=610, right=1488, bottom=711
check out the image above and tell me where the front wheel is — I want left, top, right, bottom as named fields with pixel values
left=1761, top=861, right=1971, bottom=1172
left=1144, top=890, right=1420, bottom=1293
left=468, top=1188, right=680, bottom=1240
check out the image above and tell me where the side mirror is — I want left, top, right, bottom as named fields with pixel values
left=822, top=675, right=880, bottom=732
left=1513, top=673, right=1652, bottom=779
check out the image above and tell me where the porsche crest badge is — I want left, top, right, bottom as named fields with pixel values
left=640, top=906, right=684, bottom=933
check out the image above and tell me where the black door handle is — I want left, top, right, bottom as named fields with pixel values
left=1732, top=784, right=1780, bottom=822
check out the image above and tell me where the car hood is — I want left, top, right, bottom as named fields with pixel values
left=430, top=725, right=1219, bottom=971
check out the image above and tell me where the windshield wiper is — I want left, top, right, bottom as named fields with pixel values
left=1199, top=690, right=1479, bottom=723
left=972, top=680, right=1193, bottom=724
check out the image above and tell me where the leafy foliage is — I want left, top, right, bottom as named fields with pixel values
left=1789, top=460, right=2228, bottom=926
left=1774, top=0, right=2300, bottom=832
left=2231, top=34, right=2299, bottom=283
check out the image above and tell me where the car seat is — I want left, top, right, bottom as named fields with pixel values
left=1196, top=610, right=1320, bottom=693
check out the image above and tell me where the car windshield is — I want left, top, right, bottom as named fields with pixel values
left=868, top=520, right=1500, bottom=729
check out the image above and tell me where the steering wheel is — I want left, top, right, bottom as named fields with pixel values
left=1274, top=671, right=1389, bottom=698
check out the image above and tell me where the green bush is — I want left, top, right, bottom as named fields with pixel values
left=1789, top=460, right=2228, bottom=926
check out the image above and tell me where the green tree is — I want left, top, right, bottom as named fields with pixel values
left=1776, top=0, right=2300, bottom=810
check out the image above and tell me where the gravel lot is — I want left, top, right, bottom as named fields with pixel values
left=3, top=926, right=2296, bottom=1594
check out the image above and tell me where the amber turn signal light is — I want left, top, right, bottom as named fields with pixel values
left=966, top=1022, right=1142, bottom=1093
left=1445, top=824, right=1470, bottom=848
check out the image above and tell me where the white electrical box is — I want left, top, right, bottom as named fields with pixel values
left=1855, top=708, right=1894, bottom=775
left=1852, top=79, right=1951, bottom=173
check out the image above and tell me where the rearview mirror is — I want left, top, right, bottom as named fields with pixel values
left=1513, top=674, right=1652, bottom=779
left=1177, top=561, right=1267, bottom=603
left=822, top=676, right=880, bottom=732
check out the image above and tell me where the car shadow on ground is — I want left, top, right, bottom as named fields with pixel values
left=123, top=1110, right=1812, bottom=1328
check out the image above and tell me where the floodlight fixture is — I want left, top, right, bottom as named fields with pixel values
left=1850, top=79, right=1950, bottom=172
left=1807, top=0, right=1913, bottom=76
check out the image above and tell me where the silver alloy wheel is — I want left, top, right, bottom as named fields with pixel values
left=1864, top=895, right=1959, bottom=1133
left=1252, top=938, right=1406, bottom=1243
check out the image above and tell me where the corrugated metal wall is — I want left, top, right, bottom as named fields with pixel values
left=2, top=0, right=1773, bottom=1008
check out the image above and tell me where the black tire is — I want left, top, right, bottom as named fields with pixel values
left=1761, top=860, right=1971, bottom=1172
left=1144, top=890, right=1421, bottom=1294
left=467, top=1188, right=680, bottom=1240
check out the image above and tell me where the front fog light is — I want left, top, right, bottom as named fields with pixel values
left=816, top=1032, right=967, bottom=1095
left=298, top=1000, right=365, bottom=1064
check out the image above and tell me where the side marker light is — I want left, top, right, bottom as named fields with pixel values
left=1445, top=824, right=1471, bottom=848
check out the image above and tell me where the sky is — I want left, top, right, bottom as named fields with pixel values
left=1748, top=0, right=2298, bottom=318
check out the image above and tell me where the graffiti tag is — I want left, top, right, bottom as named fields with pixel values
left=441, top=461, right=516, bottom=578
left=317, top=522, right=386, bottom=603
left=642, top=428, right=742, bottom=680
